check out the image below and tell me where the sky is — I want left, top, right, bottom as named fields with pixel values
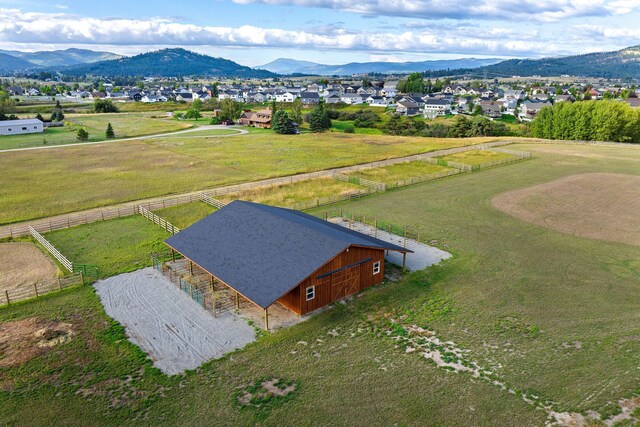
left=0, top=1, right=640, bottom=66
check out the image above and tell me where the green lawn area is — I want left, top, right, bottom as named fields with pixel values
left=0, top=113, right=192, bottom=150
left=437, top=149, right=516, bottom=166
left=1, top=142, right=639, bottom=425
left=331, top=120, right=383, bottom=135
left=163, top=128, right=241, bottom=137
left=0, top=132, right=501, bottom=225
left=154, top=202, right=217, bottom=229
left=44, top=216, right=169, bottom=278
left=218, top=178, right=365, bottom=208
left=350, top=161, right=454, bottom=185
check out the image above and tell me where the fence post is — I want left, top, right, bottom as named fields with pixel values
left=34, top=283, right=39, bottom=298
left=5, top=290, right=10, bottom=305
left=57, top=276, right=62, bottom=290
left=80, top=271, right=85, bottom=286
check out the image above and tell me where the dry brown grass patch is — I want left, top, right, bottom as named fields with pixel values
left=0, top=317, right=74, bottom=367
left=492, top=173, right=640, bottom=246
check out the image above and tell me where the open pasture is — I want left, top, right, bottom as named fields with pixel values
left=0, top=113, right=192, bottom=150
left=436, top=149, right=516, bottom=166
left=44, top=216, right=169, bottom=278
left=217, top=177, right=366, bottom=207
left=154, top=202, right=217, bottom=229
left=349, top=161, right=454, bottom=185
left=493, top=172, right=640, bottom=246
left=0, top=132, right=498, bottom=225
left=2, top=141, right=640, bottom=425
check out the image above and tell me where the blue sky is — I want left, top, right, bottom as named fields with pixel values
left=1, top=1, right=639, bottom=66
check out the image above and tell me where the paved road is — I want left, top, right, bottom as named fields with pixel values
left=0, top=125, right=247, bottom=154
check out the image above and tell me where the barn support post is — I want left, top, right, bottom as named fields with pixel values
left=171, top=249, right=176, bottom=262
left=402, top=252, right=407, bottom=273
left=210, top=275, right=215, bottom=291
left=235, top=292, right=240, bottom=309
left=264, top=307, right=269, bottom=331
left=189, top=261, right=194, bottom=275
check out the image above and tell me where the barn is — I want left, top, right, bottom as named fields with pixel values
left=165, top=201, right=411, bottom=326
left=0, top=119, right=44, bottom=136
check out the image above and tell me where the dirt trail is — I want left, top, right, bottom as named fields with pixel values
left=0, top=242, right=58, bottom=292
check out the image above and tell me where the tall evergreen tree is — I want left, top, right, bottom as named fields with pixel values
left=105, top=123, right=115, bottom=139
left=309, top=100, right=331, bottom=132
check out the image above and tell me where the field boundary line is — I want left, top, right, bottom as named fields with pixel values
left=29, top=226, right=73, bottom=272
left=138, top=206, right=180, bottom=235
left=0, top=139, right=515, bottom=239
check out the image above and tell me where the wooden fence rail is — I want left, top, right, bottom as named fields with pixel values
left=29, top=226, right=73, bottom=272
left=1, top=273, right=84, bottom=307
left=138, top=206, right=180, bottom=235
left=200, top=193, right=227, bottom=209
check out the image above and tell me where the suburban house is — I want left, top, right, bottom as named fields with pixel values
left=365, top=95, right=388, bottom=107
left=238, top=107, right=272, bottom=128
left=165, top=201, right=411, bottom=323
left=396, top=99, right=420, bottom=116
left=0, top=118, right=44, bottom=136
left=300, top=91, right=320, bottom=104
left=520, top=100, right=551, bottom=121
left=423, top=99, right=452, bottom=118
left=479, top=100, right=503, bottom=118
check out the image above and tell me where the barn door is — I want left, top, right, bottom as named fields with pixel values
left=331, top=265, right=361, bottom=301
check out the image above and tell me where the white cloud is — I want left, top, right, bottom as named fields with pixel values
left=232, top=0, right=619, bottom=22
left=0, top=8, right=635, bottom=59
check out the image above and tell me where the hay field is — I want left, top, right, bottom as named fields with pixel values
left=0, top=132, right=498, bottom=225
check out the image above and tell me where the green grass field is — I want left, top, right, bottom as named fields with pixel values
left=163, top=128, right=241, bottom=137
left=1, top=142, right=639, bottom=425
left=154, top=202, right=217, bottom=229
left=437, top=149, right=516, bottom=166
left=330, top=120, right=384, bottom=135
left=350, top=161, right=454, bottom=184
left=0, top=113, right=192, bottom=150
left=0, top=132, right=499, bottom=225
left=44, top=216, right=169, bottom=278
left=218, top=178, right=365, bottom=207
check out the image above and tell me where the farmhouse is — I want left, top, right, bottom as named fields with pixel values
left=238, top=107, right=272, bottom=128
left=165, top=201, right=411, bottom=324
left=0, top=119, right=44, bottom=136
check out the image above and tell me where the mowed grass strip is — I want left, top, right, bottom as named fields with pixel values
left=0, top=113, right=191, bottom=150
left=44, top=215, right=169, bottom=278
left=0, top=132, right=501, bottom=225
left=154, top=201, right=217, bottom=229
left=350, top=161, right=454, bottom=185
left=218, top=178, right=365, bottom=207
left=436, top=149, right=516, bottom=166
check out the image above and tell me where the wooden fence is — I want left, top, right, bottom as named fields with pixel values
left=138, top=206, right=180, bottom=235
left=0, top=140, right=516, bottom=240
left=1, top=273, right=84, bottom=307
left=291, top=189, right=373, bottom=210
left=200, top=193, right=227, bottom=209
left=29, top=226, right=73, bottom=272
left=334, top=173, right=386, bottom=192
left=384, top=167, right=462, bottom=190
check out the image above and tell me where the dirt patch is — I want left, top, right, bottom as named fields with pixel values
left=0, top=317, right=74, bottom=367
left=236, top=378, right=297, bottom=408
left=0, top=242, right=59, bottom=292
left=492, top=173, right=640, bottom=246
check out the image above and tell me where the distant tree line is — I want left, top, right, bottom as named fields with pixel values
left=531, top=101, right=640, bottom=143
left=382, top=115, right=509, bottom=138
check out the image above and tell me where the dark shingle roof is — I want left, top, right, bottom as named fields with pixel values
left=165, top=201, right=409, bottom=309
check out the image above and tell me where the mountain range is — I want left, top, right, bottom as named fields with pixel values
left=61, top=48, right=276, bottom=78
left=440, top=45, right=640, bottom=80
left=1, top=45, right=640, bottom=79
left=259, top=57, right=503, bottom=75
left=0, top=48, right=122, bottom=67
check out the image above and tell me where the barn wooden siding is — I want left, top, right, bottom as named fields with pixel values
left=278, top=246, right=385, bottom=315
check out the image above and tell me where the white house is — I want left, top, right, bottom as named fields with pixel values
left=423, top=99, right=452, bottom=118
left=0, top=119, right=44, bottom=136
left=275, top=92, right=297, bottom=103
